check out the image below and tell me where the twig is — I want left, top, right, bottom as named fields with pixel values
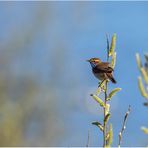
left=118, top=105, right=131, bottom=148
left=103, top=81, right=108, bottom=147
left=106, top=34, right=110, bottom=62
left=86, top=130, right=90, bottom=147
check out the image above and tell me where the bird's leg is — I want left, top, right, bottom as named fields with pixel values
left=98, top=79, right=106, bottom=88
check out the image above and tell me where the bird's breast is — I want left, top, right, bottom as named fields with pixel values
left=93, top=71, right=105, bottom=80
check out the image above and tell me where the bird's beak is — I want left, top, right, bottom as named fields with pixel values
left=86, top=59, right=90, bottom=62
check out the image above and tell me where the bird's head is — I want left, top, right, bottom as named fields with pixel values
left=87, top=58, right=102, bottom=68
left=87, top=58, right=101, bottom=64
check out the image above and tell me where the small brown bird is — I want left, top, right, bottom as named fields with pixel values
left=87, top=58, right=116, bottom=83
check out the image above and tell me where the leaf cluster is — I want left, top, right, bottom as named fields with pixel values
left=136, top=53, right=148, bottom=134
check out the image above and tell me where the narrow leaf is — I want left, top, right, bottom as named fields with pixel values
left=138, top=76, right=148, bottom=99
left=141, top=126, right=148, bottom=134
left=140, top=67, right=148, bottom=85
left=95, top=87, right=101, bottom=95
left=104, top=113, right=110, bottom=124
left=111, top=52, right=116, bottom=69
left=109, top=34, right=116, bottom=56
left=105, top=104, right=110, bottom=115
left=90, top=94, right=105, bottom=107
left=107, top=88, right=121, bottom=101
left=92, top=121, right=104, bottom=131
left=136, top=53, right=142, bottom=70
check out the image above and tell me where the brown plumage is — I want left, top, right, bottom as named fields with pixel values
left=87, top=58, right=116, bottom=83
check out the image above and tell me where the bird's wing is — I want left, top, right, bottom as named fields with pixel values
left=94, top=62, right=113, bottom=73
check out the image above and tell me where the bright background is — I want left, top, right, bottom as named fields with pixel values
left=0, top=1, right=147, bottom=147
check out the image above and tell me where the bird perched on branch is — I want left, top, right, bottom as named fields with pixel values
left=87, top=58, right=116, bottom=84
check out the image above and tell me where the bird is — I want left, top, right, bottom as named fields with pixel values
left=87, top=58, right=116, bottom=84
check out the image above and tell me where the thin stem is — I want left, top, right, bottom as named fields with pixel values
left=103, top=80, right=108, bottom=147
left=106, top=34, right=110, bottom=62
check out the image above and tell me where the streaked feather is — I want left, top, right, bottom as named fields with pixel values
left=93, top=62, right=113, bottom=73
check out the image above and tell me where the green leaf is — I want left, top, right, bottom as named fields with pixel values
left=136, top=53, right=142, bottom=70
left=92, top=121, right=104, bottom=131
left=104, top=113, right=110, bottom=124
left=105, top=104, right=110, bottom=115
left=140, top=67, right=148, bottom=85
left=109, top=34, right=116, bottom=56
left=111, top=52, right=116, bottom=69
left=90, top=94, right=105, bottom=107
left=138, top=76, right=148, bottom=99
left=141, top=126, right=148, bottom=134
left=95, top=87, right=101, bottom=95
left=106, top=124, right=113, bottom=147
left=107, top=88, right=121, bottom=101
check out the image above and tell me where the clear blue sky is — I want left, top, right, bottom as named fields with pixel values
left=0, top=1, right=148, bottom=146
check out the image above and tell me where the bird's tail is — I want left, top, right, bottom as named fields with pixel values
left=106, top=73, right=117, bottom=84
left=110, top=77, right=117, bottom=84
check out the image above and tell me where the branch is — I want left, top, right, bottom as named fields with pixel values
left=103, top=80, right=108, bottom=147
left=118, top=105, right=131, bottom=148
left=106, top=34, right=110, bottom=62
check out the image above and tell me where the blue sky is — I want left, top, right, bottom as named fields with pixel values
left=0, top=1, right=148, bottom=147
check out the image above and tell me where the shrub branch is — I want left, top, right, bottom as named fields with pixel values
left=118, top=105, right=131, bottom=148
